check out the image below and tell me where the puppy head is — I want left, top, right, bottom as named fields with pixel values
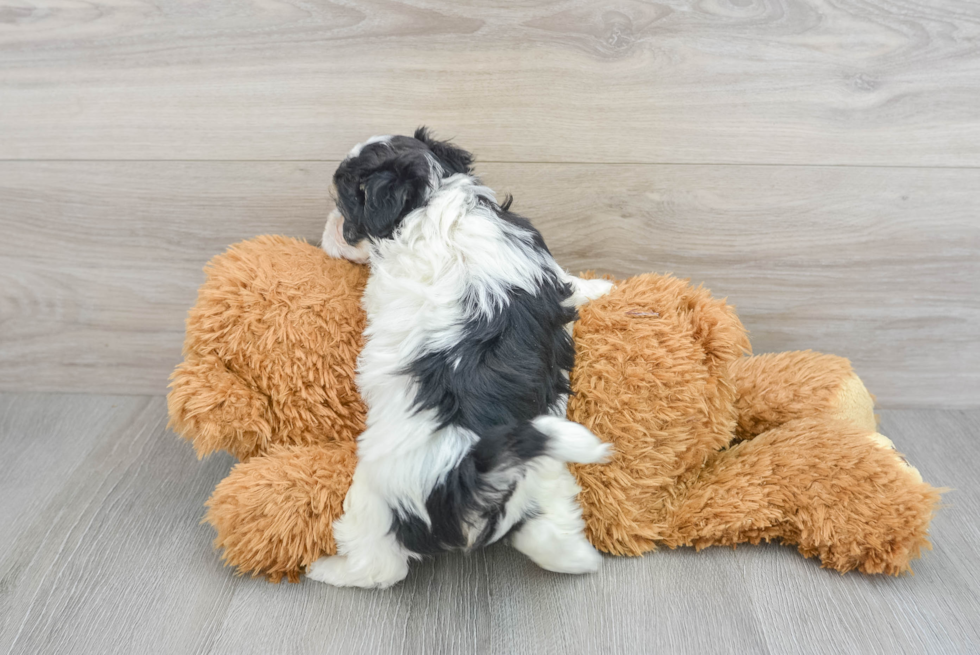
left=324, top=127, right=474, bottom=262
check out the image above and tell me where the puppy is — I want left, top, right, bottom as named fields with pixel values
left=311, top=128, right=614, bottom=588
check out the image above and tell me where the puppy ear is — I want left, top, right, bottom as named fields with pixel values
left=361, top=169, right=422, bottom=239
left=414, top=126, right=473, bottom=175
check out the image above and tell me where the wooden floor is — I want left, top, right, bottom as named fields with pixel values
left=0, top=393, right=977, bottom=655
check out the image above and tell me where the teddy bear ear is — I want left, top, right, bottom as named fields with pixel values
left=679, top=285, right=752, bottom=366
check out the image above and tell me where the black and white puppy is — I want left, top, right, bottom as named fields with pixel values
left=310, top=128, right=613, bottom=588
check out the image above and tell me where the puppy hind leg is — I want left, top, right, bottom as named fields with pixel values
left=509, top=459, right=602, bottom=574
left=306, top=472, right=411, bottom=589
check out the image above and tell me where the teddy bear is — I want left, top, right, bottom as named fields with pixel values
left=168, top=235, right=941, bottom=583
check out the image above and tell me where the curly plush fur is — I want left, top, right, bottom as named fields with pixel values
left=168, top=235, right=368, bottom=461
left=169, top=236, right=941, bottom=581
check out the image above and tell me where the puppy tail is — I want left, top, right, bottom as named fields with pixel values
left=531, top=416, right=613, bottom=464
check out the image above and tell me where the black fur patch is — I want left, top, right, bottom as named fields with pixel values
left=487, top=197, right=549, bottom=253
left=334, top=131, right=579, bottom=558
left=413, top=126, right=473, bottom=176
left=406, top=275, right=576, bottom=433
left=390, top=206, right=577, bottom=556
left=391, top=422, right=550, bottom=555
left=332, top=127, right=474, bottom=245
left=333, top=139, right=431, bottom=244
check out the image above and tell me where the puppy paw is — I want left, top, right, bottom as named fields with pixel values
left=306, top=553, right=409, bottom=589
left=543, top=540, right=603, bottom=575
left=587, top=441, right=615, bottom=465
left=578, top=277, right=614, bottom=300
left=306, top=555, right=354, bottom=586
left=513, top=526, right=603, bottom=575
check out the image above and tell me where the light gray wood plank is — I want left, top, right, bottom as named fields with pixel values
left=1, top=161, right=976, bottom=407
left=0, top=394, right=239, bottom=655
left=1, top=397, right=977, bottom=654
left=0, top=161, right=331, bottom=397
left=1, top=0, right=979, bottom=165
left=5, top=396, right=978, bottom=654
left=0, top=394, right=138, bottom=557
left=485, top=543, right=770, bottom=655
left=208, top=549, right=493, bottom=655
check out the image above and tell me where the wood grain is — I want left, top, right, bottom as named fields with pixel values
left=0, top=161, right=331, bottom=397
left=0, top=394, right=239, bottom=655
left=493, top=163, right=980, bottom=410
left=1, top=0, right=978, bottom=164
left=1, top=161, right=976, bottom=407
left=1, top=395, right=977, bottom=654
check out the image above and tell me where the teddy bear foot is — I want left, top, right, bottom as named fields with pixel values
left=866, top=431, right=924, bottom=483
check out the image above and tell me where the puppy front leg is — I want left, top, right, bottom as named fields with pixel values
left=306, top=468, right=411, bottom=589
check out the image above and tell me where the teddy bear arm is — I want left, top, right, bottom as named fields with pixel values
left=660, top=417, right=940, bottom=575
left=729, top=351, right=876, bottom=440
left=169, top=236, right=370, bottom=461
left=167, top=354, right=275, bottom=461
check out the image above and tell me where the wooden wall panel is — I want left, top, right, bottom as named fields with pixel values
left=0, top=0, right=978, bottom=164
left=1, top=161, right=975, bottom=406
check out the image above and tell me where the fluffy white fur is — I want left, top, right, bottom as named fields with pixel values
left=311, top=144, right=612, bottom=588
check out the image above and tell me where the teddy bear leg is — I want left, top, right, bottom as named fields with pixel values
left=663, top=417, right=941, bottom=575
left=205, top=442, right=357, bottom=582
left=507, top=458, right=603, bottom=574
left=729, top=351, right=876, bottom=440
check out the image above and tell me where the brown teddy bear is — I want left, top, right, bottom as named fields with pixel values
left=168, top=235, right=941, bottom=583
